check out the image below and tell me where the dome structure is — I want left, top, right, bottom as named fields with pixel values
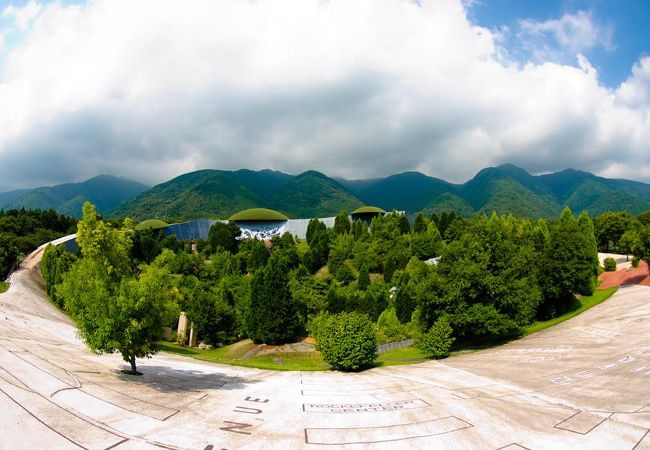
left=135, top=219, right=169, bottom=231
left=228, top=208, right=289, bottom=221
left=351, top=206, right=386, bottom=215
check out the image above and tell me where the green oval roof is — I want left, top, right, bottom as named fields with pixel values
left=135, top=219, right=169, bottom=231
left=351, top=206, right=386, bottom=215
left=228, top=208, right=289, bottom=221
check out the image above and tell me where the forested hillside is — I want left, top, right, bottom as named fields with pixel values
left=2, top=175, right=147, bottom=217
left=111, top=164, right=650, bottom=220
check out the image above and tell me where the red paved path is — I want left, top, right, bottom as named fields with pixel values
left=598, top=260, right=650, bottom=289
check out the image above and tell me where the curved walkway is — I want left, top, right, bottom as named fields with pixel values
left=2, top=249, right=650, bottom=449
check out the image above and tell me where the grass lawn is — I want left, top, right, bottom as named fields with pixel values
left=0, top=281, right=8, bottom=294
left=522, top=287, right=618, bottom=336
left=376, top=346, right=427, bottom=367
left=159, top=287, right=619, bottom=371
left=158, top=340, right=329, bottom=371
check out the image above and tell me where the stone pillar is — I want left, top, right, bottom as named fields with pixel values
left=177, top=312, right=188, bottom=344
left=188, top=322, right=198, bottom=347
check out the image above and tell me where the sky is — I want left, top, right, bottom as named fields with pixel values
left=0, top=0, right=649, bottom=191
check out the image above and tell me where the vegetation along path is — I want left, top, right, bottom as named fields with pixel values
left=2, top=246, right=650, bottom=449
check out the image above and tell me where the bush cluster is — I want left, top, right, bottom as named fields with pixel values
left=316, top=312, right=377, bottom=371
left=603, top=257, right=617, bottom=272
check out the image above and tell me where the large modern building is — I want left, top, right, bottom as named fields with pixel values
left=158, top=206, right=398, bottom=241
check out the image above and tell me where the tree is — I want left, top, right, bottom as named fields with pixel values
left=246, top=253, right=302, bottom=343
left=383, top=251, right=397, bottom=284
left=539, top=207, right=596, bottom=317
left=247, top=239, right=269, bottom=272
left=418, top=317, right=455, bottom=358
left=59, top=202, right=175, bottom=375
left=306, top=218, right=327, bottom=245
left=397, top=214, right=411, bottom=234
left=357, top=264, right=370, bottom=290
left=413, top=213, right=428, bottom=233
left=316, top=312, right=377, bottom=371
left=76, top=202, right=134, bottom=281
left=351, top=220, right=368, bottom=240
left=333, top=210, right=351, bottom=235
left=0, top=233, right=19, bottom=279
left=603, top=257, right=617, bottom=272
left=41, top=244, right=77, bottom=307
left=304, top=228, right=330, bottom=273
left=595, top=212, right=633, bottom=251
left=576, top=212, right=599, bottom=295
left=412, top=222, right=443, bottom=260
left=208, top=221, right=241, bottom=254
left=638, top=210, right=650, bottom=227
left=419, top=214, right=540, bottom=339
left=635, top=225, right=650, bottom=270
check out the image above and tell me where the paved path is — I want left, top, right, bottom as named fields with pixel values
left=599, top=260, right=650, bottom=289
left=2, top=249, right=650, bottom=449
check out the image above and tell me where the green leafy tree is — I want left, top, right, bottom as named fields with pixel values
left=635, top=225, right=650, bottom=270
left=397, top=214, right=411, bottom=234
left=59, top=202, right=175, bottom=375
left=316, top=312, right=377, bottom=371
left=208, top=221, right=241, bottom=254
left=247, top=239, right=269, bottom=272
left=306, top=218, right=327, bottom=245
left=420, top=214, right=540, bottom=339
left=76, top=202, right=134, bottom=280
left=595, top=211, right=633, bottom=251
left=304, top=229, right=330, bottom=273
left=351, top=220, right=368, bottom=240
left=384, top=251, right=397, bottom=284
left=638, top=210, right=650, bottom=227
left=412, top=222, right=443, bottom=260
left=619, top=229, right=639, bottom=256
left=246, top=252, right=302, bottom=343
left=333, top=210, right=351, bottom=235
left=413, top=213, right=428, bottom=233
left=418, top=317, right=454, bottom=358
left=0, top=233, right=19, bottom=279
left=357, top=264, right=370, bottom=290
left=41, top=244, right=77, bottom=307
left=603, top=257, right=617, bottom=272
left=539, top=207, right=596, bottom=317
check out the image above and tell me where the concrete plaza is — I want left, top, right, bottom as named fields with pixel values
left=2, top=247, right=650, bottom=449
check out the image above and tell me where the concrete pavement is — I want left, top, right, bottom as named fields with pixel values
left=2, top=247, right=650, bottom=449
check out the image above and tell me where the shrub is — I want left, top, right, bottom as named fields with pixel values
left=632, top=256, right=640, bottom=268
left=418, top=317, right=455, bottom=359
left=316, top=312, right=377, bottom=371
left=375, top=307, right=413, bottom=345
left=603, top=257, right=617, bottom=272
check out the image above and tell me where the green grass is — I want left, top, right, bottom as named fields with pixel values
left=376, top=346, right=427, bottom=366
left=521, top=287, right=618, bottom=336
left=0, top=281, right=8, bottom=294
left=158, top=340, right=329, bottom=371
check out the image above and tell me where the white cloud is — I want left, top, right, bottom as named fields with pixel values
left=0, top=0, right=648, bottom=190
left=3, top=1, right=41, bottom=31
left=0, top=32, right=4, bottom=53
left=519, top=10, right=613, bottom=55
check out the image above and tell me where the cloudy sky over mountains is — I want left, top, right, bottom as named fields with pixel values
left=0, top=0, right=649, bottom=190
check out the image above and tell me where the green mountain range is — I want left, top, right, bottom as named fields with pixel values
left=112, top=170, right=363, bottom=220
left=0, top=175, right=148, bottom=217
left=109, top=163, right=650, bottom=220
